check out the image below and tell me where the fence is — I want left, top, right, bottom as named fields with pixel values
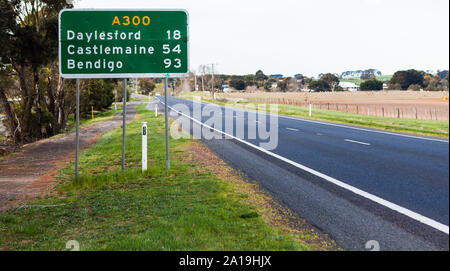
left=243, top=98, right=449, bottom=121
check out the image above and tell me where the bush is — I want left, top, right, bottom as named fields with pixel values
left=360, top=79, right=383, bottom=91
left=408, top=84, right=422, bottom=91
left=139, top=79, right=156, bottom=95
left=388, top=83, right=402, bottom=90
left=263, top=81, right=272, bottom=91
left=309, top=79, right=330, bottom=92
left=388, top=70, right=423, bottom=90
left=333, top=85, right=345, bottom=92
left=81, top=79, right=115, bottom=114
left=229, top=79, right=246, bottom=91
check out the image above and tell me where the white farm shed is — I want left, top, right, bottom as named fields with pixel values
left=339, top=82, right=360, bottom=91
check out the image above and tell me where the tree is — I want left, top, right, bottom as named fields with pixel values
left=361, top=70, right=376, bottom=80
left=320, top=73, right=339, bottom=91
left=277, top=79, right=289, bottom=92
left=243, top=74, right=257, bottom=87
left=388, top=69, right=423, bottom=90
left=229, top=79, right=246, bottom=91
left=423, top=74, right=448, bottom=91
left=360, top=78, right=383, bottom=91
left=309, top=80, right=330, bottom=92
left=263, top=81, right=272, bottom=91
left=284, top=77, right=298, bottom=91
left=0, top=64, right=20, bottom=142
left=0, top=0, right=73, bottom=143
left=255, top=70, right=267, bottom=84
left=139, top=79, right=156, bottom=95
left=80, top=79, right=115, bottom=114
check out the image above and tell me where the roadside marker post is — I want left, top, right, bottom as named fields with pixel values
left=91, top=106, right=94, bottom=120
left=142, top=121, right=148, bottom=172
left=309, top=104, right=312, bottom=117
left=155, top=104, right=158, bottom=117
left=59, top=9, right=189, bottom=176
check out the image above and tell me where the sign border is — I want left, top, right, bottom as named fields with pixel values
left=58, top=8, right=190, bottom=79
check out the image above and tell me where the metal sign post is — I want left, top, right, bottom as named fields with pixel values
left=164, top=77, right=170, bottom=170
left=122, top=79, right=127, bottom=172
left=75, top=79, right=80, bottom=178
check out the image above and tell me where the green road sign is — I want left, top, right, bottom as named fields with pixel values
left=59, top=9, right=189, bottom=78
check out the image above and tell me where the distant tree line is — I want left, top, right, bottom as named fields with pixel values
left=387, top=69, right=448, bottom=91
left=213, top=68, right=448, bottom=93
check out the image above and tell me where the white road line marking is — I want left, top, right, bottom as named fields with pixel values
left=286, top=127, right=299, bottom=131
left=179, top=97, right=448, bottom=143
left=281, top=115, right=449, bottom=143
left=345, top=139, right=371, bottom=146
left=157, top=97, right=450, bottom=234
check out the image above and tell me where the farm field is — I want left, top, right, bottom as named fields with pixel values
left=215, top=90, right=449, bottom=121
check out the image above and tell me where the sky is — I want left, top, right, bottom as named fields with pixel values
left=75, top=0, right=449, bottom=77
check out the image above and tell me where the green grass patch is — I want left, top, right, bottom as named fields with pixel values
left=178, top=93, right=448, bottom=138
left=0, top=103, right=314, bottom=251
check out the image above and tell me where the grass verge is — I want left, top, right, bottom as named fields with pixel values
left=0, top=103, right=334, bottom=250
left=178, top=92, right=449, bottom=138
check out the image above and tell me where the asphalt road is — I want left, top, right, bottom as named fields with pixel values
left=149, top=96, right=449, bottom=250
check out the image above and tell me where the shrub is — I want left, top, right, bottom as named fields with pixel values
left=408, top=84, right=422, bottom=91
left=309, top=80, right=330, bottom=92
left=229, top=79, right=246, bottom=91
left=360, top=79, right=383, bottom=91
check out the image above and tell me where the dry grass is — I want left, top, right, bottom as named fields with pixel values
left=217, top=91, right=449, bottom=120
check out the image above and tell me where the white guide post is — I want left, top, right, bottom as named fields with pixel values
left=142, top=122, right=148, bottom=172
left=309, top=104, right=312, bottom=117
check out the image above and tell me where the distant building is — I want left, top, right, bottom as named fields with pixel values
left=269, top=74, right=283, bottom=78
left=339, top=82, right=360, bottom=91
left=222, top=84, right=231, bottom=93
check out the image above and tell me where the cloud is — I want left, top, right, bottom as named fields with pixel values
left=364, top=0, right=382, bottom=6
